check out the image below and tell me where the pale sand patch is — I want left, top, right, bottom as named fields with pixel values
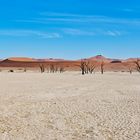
left=0, top=72, right=140, bottom=140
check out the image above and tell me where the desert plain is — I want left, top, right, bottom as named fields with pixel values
left=0, top=72, right=140, bottom=140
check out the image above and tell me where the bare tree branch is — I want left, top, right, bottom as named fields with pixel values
left=39, top=64, right=45, bottom=73
left=77, top=59, right=97, bottom=75
left=134, top=59, right=140, bottom=72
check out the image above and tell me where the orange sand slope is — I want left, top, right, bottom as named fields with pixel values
left=0, top=55, right=139, bottom=72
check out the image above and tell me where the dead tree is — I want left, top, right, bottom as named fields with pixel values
left=79, top=60, right=86, bottom=75
left=128, top=66, right=132, bottom=74
left=101, top=61, right=105, bottom=74
left=85, top=60, right=96, bottom=74
left=85, top=61, right=90, bottom=74
left=127, top=64, right=133, bottom=74
left=134, top=59, right=140, bottom=72
left=78, top=60, right=97, bottom=75
left=88, top=63, right=96, bottom=74
left=39, top=64, right=45, bottom=73
left=24, top=67, right=27, bottom=72
left=50, top=64, right=55, bottom=73
left=59, top=66, right=65, bottom=73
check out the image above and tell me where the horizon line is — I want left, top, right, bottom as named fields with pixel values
left=0, top=55, right=140, bottom=61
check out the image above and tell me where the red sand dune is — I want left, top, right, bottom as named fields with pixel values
left=0, top=56, right=139, bottom=72
left=7, top=57, right=36, bottom=62
left=123, top=58, right=139, bottom=62
left=88, top=55, right=112, bottom=63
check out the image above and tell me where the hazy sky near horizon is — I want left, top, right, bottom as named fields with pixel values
left=0, top=0, right=140, bottom=59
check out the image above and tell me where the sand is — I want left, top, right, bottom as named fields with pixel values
left=0, top=72, right=140, bottom=140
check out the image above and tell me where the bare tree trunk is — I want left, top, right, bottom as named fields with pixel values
left=79, top=60, right=86, bottom=75
left=89, top=65, right=96, bottom=74
left=128, top=67, right=132, bottom=74
left=50, top=64, right=55, bottom=73
left=101, top=61, right=105, bottom=74
left=59, top=66, right=65, bottom=73
left=24, top=67, right=26, bottom=72
left=134, top=59, right=140, bottom=72
left=85, top=61, right=90, bottom=74
left=39, top=64, right=45, bottom=73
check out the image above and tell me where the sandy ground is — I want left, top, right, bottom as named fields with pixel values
left=0, top=72, right=140, bottom=140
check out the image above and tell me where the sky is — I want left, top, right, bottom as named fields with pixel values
left=0, top=0, right=140, bottom=59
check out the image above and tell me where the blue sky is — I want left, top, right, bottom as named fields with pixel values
left=0, top=0, right=140, bottom=59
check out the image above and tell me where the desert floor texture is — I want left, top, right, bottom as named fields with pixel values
left=0, top=72, right=140, bottom=140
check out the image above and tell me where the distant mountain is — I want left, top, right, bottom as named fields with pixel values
left=86, top=55, right=113, bottom=63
